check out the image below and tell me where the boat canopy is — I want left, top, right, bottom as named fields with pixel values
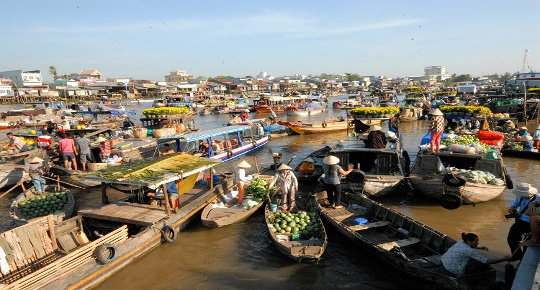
left=299, top=102, right=322, bottom=109
left=78, top=154, right=220, bottom=189
left=157, top=125, right=251, bottom=144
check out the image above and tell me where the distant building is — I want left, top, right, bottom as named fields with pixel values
left=256, top=71, right=275, bottom=81
left=78, top=70, right=103, bottom=81
left=0, top=70, right=43, bottom=87
left=165, top=70, right=193, bottom=83
left=424, top=66, right=451, bottom=81
left=0, top=78, right=14, bottom=97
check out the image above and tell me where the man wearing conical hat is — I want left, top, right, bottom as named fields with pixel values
left=235, top=160, right=251, bottom=204
left=25, top=157, right=47, bottom=195
left=298, top=157, right=315, bottom=175
left=268, top=163, right=298, bottom=212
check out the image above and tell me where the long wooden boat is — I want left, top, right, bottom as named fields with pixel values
left=157, top=125, right=269, bottom=163
left=285, top=102, right=326, bottom=117
left=314, top=192, right=496, bottom=289
left=201, top=174, right=272, bottom=228
left=0, top=154, right=234, bottom=289
left=9, top=185, right=74, bottom=226
left=293, top=145, right=332, bottom=183
left=0, top=165, right=28, bottom=189
left=409, top=151, right=511, bottom=206
left=264, top=203, right=328, bottom=262
left=500, top=148, right=540, bottom=160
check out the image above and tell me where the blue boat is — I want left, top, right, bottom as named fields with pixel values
left=157, top=125, right=269, bottom=162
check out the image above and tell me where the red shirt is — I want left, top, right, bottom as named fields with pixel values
left=37, top=135, right=53, bottom=149
left=58, top=138, right=75, bottom=153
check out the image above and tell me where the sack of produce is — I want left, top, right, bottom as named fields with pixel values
left=477, top=130, right=504, bottom=141
left=448, top=144, right=476, bottom=155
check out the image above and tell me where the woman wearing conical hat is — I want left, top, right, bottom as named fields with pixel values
left=25, top=157, right=47, bottom=195
left=235, top=160, right=251, bottom=204
left=428, top=108, right=445, bottom=153
left=268, top=163, right=298, bottom=212
left=321, top=155, right=352, bottom=209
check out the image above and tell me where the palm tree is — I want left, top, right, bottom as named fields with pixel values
left=49, top=66, right=58, bottom=79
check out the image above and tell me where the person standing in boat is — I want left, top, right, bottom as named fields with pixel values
left=507, top=183, right=540, bottom=261
left=235, top=160, right=251, bottom=204
left=75, top=133, right=93, bottom=171
left=428, top=108, right=445, bottom=153
left=365, top=125, right=387, bottom=149
left=58, top=133, right=78, bottom=170
left=321, top=155, right=352, bottom=209
left=268, top=164, right=298, bottom=212
left=533, top=125, right=540, bottom=149
left=25, top=157, right=47, bottom=195
left=441, top=233, right=511, bottom=280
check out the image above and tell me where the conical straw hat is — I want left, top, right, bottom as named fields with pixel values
left=277, top=164, right=291, bottom=170
left=29, top=157, right=44, bottom=163
left=323, top=155, right=340, bottom=165
left=237, top=160, right=251, bottom=168
left=303, top=157, right=314, bottom=163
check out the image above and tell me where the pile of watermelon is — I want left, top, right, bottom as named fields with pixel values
left=269, top=211, right=320, bottom=238
left=17, top=191, right=69, bottom=219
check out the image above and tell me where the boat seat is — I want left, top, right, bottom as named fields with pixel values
left=378, top=238, right=420, bottom=251
left=349, top=221, right=390, bottom=231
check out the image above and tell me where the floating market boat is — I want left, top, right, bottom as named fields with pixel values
left=1, top=154, right=234, bottom=289
left=285, top=102, right=326, bottom=116
left=264, top=203, right=328, bottom=262
left=314, top=192, right=496, bottom=289
left=409, top=150, right=512, bottom=207
left=286, top=117, right=360, bottom=135
left=157, top=125, right=269, bottom=163
left=500, top=148, right=540, bottom=160
left=200, top=175, right=272, bottom=228
left=9, top=185, right=74, bottom=226
left=0, top=165, right=28, bottom=189
left=293, top=145, right=332, bottom=183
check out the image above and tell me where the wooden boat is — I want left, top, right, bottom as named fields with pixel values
left=500, top=148, right=540, bottom=160
left=0, top=165, right=28, bottom=189
left=286, top=117, right=375, bottom=135
left=409, top=151, right=511, bottom=206
left=9, top=185, right=75, bottom=226
left=157, top=125, right=269, bottom=163
left=293, top=145, right=332, bottom=183
left=285, top=102, right=326, bottom=116
left=264, top=203, right=328, bottom=262
left=0, top=154, right=235, bottom=289
left=314, top=192, right=496, bottom=289
left=200, top=174, right=272, bottom=228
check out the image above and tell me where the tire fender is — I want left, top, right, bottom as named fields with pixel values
left=162, top=225, right=177, bottom=243
left=346, top=169, right=366, bottom=184
left=8, top=121, right=15, bottom=126
left=505, top=173, right=514, bottom=190
left=439, top=192, right=462, bottom=210
left=94, top=243, right=118, bottom=264
left=322, top=122, right=328, bottom=128
left=443, top=174, right=466, bottom=187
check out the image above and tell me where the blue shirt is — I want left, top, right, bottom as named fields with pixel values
left=441, top=240, right=488, bottom=277
left=511, top=194, right=540, bottom=222
left=322, top=164, right=342, bottom=185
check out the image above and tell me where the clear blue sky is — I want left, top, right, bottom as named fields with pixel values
left=3, top=0, right=539, bottom=82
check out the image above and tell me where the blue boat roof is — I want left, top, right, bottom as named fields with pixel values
left=158, top=125, right=251, bottom=143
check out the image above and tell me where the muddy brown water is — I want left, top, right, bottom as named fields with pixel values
left=1, top=100, right=539, bottom=289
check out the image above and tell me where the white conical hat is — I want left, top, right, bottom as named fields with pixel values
left=277, top=164, right=291, bottom=170
left=430, top=108, right=443, bottom=116
left=371, top=125, right=382, bottom=131
left=237, top=160, right=251, bottom=168
left=303, top=157, right=314, bottom=163
left=29, top=157, right=44, bottom=163
left=96, top=137, right=107, bottom=143
left=323, top=155, right=340, bottom=165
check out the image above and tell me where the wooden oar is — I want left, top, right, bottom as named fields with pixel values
left=42, top=175, right=86, bottom=189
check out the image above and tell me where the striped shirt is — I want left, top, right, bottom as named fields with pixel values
left=429, top=115, right=445, bottom=132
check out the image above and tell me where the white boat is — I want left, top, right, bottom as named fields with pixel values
left=286, top=102, right=326, bottom=116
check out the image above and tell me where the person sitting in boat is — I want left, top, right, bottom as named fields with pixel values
left=96, top=136, right=111, bottom=162
left=365, top=125, right=387, bottom=149
left=159, top=143, right=176, bottom=156
left=146, top=182, right=179, bottom=208
left=211, top=140, right=222, bottom=154
left=25, top=157, right=47, bottom=195
left=268, top=164, right=298, bottom=212
left=5, top=132, right=30, bottom=153
left=441, top=232, right=511, bottom=279
left=500, top=120, right=515, bottom=132
left=520, top=135, right=537, bottom=152
left=59, top=116, right=71, bottom=133
left=195, top=140, right=208, bottom=156
left=122, top=117, right=135, bottom=128
left=298, top=157, right=315, bottom=175
left=517, top=126, right=530, bottom=137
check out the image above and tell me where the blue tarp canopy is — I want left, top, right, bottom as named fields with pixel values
left=157, top=125, right=251, bottom=144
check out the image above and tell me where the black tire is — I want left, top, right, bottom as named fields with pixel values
left=439, top=193, right=462, bottom=210
left=402, top=150, right=411, bottom=175
left=322, top=122, right=328, bottom=128
left=505, top=173, right=514, bottom=190
left=94, top=243, right=117, bottom=264
left=443, top=174, right=466, bottom=187
left=162, top=225, right=177, bottom=243
left=346, top=169, right=366, bottom=184
left=49, top=166, right=71, bottom=177
left=8, top=121, right=15, bottom=126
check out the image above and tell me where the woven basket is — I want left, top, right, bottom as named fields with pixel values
left=133, top=129, right=147, bottom=138
left=153, top=129, right=166, bottom=138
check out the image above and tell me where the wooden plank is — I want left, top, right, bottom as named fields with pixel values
left=78, top=201, right=167, bottom=226
left=422, top=255, right=442, bottom=265
left=349, top=221, right=390, bottom=231
left=378, top=238, right=420, bottom=251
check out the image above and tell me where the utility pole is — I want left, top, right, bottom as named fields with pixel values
left=523, top=82, right=527, bottom=126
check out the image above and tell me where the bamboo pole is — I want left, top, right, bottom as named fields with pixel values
left=42, top=176, right=86, bottom=189
left=162, top=183, right=171, bottom=216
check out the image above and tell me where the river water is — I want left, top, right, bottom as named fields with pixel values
left=2, top=97, right=540, bottom=289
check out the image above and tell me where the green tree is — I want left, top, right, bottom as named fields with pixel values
left=454, top=74, right=473, bottom=83
left=49, top=66, right=57, bottom=78
left=344, top=73, right=360, bottom=81
left=500, top=72, right=513, bottom=82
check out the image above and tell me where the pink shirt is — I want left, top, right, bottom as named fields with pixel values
left=58, top=138, right=75, bottom=153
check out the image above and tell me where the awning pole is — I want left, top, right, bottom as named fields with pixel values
left=162, top=183, right=172, bottom=216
